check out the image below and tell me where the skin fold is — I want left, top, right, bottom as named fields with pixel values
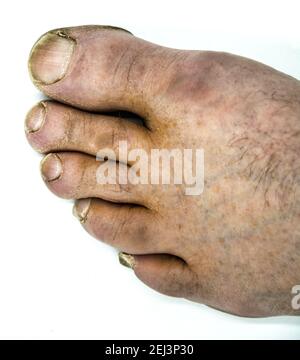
left=25, top=25, right=300, bottom=317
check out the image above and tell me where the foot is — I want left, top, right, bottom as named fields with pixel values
left=25, top=26, right=300, bottom=317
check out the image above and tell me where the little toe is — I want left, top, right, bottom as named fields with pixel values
left=120, top=253, right=198, bottom=299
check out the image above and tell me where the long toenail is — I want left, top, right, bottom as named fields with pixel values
left=40, top=154, right=63, bottom=182
left=29, top=31, right=75, bottom=85
left=25, top=102, right=46, bottom=133
left=118, top=252, right=135, bottom=269
left=73, top=199, right=91, bottom=224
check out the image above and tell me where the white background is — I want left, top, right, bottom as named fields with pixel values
left=0, top=0, right=299, bottom=340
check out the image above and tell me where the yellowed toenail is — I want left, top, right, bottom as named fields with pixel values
left=25, top=102, right=46, bottom=134
left=40, top=153, right=63, bottom=182
left=119, top=252, right=135, bottom=269
left=73, top=199, right=91, bottom=224
left=29, top=31, right=75, bottom=85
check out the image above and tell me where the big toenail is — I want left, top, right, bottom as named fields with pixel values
left=25, top=102, right=46, bottom=133
left=40, top=154, right=63, bottom=182
left=118, top=252, right=135, bottom=269
left=29, top=31, right=75, bottom=85
left=73, top=199, right=91, bottom=224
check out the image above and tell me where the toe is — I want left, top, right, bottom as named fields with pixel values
left=40, top=152, right=148, bottom=204
left=28, top=26, right=168, bottom=120
left=121, top=253, right=198, bottom=298
left=73, top=198, right=161, bottom=254
left=25, top=101, right=152, bottom=162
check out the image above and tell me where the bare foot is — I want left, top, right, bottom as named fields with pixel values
left=26, top=26, right=300, bottom=317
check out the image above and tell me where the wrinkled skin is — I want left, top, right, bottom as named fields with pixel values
left=25, top=26, right=300, bottom=317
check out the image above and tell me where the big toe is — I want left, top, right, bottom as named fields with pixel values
left=28, top=26, right=166, bottom=120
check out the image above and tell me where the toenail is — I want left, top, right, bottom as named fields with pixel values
left=40, top=153, right=63, bottom=182
left=118, top=252, right=135, bottom=269
left=29, top=31, right=75, bottom=85
left=73, top=199, right=91, bottom=224
left=25, top=102, right=46, bottom=133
